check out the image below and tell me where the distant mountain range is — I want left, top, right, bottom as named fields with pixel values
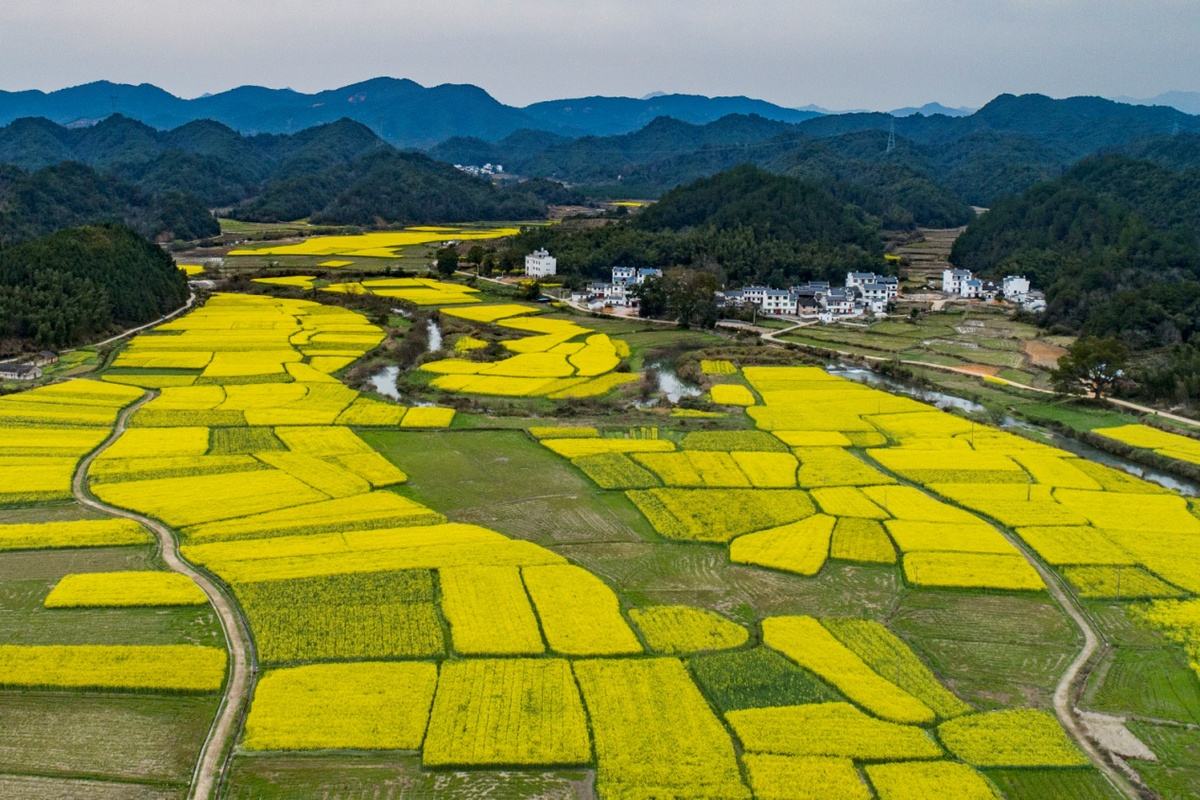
left=5, top=77, right=1191, bottom=149
left=0, top=78, right=824, bottom=148
left=1114, top=91, right=1200, bottom=116
left=2, top=90, right=1197, bottom=235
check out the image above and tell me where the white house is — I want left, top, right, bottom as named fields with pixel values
left=942, top=268, right=974, bottom=295
left=611, top=266, right=662, bottom=286
left=846, top=272, right=898, bottom=299
left=1002, top=275, right=1031, bottom=303
left=524, top=249, right=557, bottom=278
left=0, top=362, right=42, bottom=381
left=761, top=288, right=796, bottom=315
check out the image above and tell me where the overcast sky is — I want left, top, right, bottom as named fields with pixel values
left=0, top=0, right=1196, bottom=110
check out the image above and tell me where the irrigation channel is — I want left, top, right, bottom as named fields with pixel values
left=71, top=392, right=255, bottom=800
left=366, top=319, right=444, bottom=402
left=830, top=364, right=1200, bottom=496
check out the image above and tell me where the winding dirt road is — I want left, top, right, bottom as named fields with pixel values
left=72, top=392, right=255, bottom=800
left=861, top=458, right=1141, bottom=799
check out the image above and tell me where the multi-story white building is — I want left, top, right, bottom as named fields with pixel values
left=942, top=268, right=974, bottom=295
left=1002, top=275, right=1031, bottom=303
left=524, top=249, right=557, bottom=278
left=761, top=288, right=796, bottom=315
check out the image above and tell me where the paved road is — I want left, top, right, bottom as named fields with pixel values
left=72, top=392, right=255, bottom=800
left=65, top=291, right=197, bottom=354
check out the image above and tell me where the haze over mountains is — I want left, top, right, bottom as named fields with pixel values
left=0, top=77, right=1195, bottom=148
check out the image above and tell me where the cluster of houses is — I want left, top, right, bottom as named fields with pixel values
left=525, top=248, right=1044, bottom=320
left=721, top=272, right=900, bottom=321
left=570, top=266, right=665, bottom=309
left=0, top=351, right=58, bottom=382
left=942, top=269, right=1045, bottom=312
left=453, top=162, right=504, bottom=178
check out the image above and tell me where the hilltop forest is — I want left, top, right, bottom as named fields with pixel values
left=0, top=224, right=188, bottom=351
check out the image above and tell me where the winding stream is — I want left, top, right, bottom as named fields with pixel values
left=830, top=363, right=1199, bottom=496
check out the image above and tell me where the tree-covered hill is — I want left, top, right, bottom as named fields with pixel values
left=0, top=115, right=554, bottom=234
left=510, top=165, right=883, bottom=286
left=0, top=161, right=218, bottom=245
left=232, top=149, right=545, bottom=225
left=0, top=224, right=188, bottom=351
left=951, top=155, right=1200, bottom=349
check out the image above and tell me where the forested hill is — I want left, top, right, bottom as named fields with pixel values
left=951, top=154, right=1200, bottom=349
left=0, top=115, right=550, bottom=235
left=0, top=224, right=187, bottom=351
left=425, top=95, right=1199, bottom=227
left=510, top=165, right=882, bottom=286
left=236, top=149, right=545, bottom=225
left=0, top=161, right=218, bottom=245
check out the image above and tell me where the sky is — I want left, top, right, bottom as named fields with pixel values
left=0, top=0, right=1197, bottom=110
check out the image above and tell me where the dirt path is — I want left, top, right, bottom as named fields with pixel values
left=72, top=392, right=255, bottom=800
left=860, top=456, right=1142, bottom=798
left=1025, top=542, right=1142, bottom=799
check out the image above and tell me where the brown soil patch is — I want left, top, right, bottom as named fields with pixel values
left=1024, top=339, right=1067, bottom=369
left=956, top=364, right=1001, bottom=377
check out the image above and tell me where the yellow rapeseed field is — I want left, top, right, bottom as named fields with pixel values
left=243, top=662, right=437, bottom=750
left=227, top=226, right=520, bottom=257
left=0, top=644, right=225, bottom=691
left=727, top=702, right=942, bottom=759
left=44, top=571, right=207, bottom=607
left=936, top=708, right=1087, bottom=767
left=762, top=616, right=935, bottom=724
left=573, top=657, right=750, bottom=799
left=0, top=518, right=150, bottom=551
left=438, top=566, right=546, bottom=655
left=423, top=659, right=591, bottom=767
left=742, top=754, right=871, bottom=800
left=865, top=761, right=1001, bottom=800
left=628, top=605, right=748, bottom=654
left=522, top=564, right=642, bottom=655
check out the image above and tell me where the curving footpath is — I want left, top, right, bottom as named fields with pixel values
left=861, top=457, right=1141, bottom=799
left=1016, top=537, right=1142, bottom=799
left=72, top=392, right=256, bottom=800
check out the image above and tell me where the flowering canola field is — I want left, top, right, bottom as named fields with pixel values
left=227, top=225, right=521, bottom=258
left=421, top=303, right=638, bottom=398
left=4, top=294, right=1142, bottom=797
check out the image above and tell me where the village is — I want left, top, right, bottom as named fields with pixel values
left=526, top=247, right=1044, bottom=322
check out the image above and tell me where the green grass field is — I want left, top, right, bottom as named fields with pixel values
left=226, top=754, right=591, bottom=800
left=0, top=692, right=216, bottom=787
left=984, top=768, right=1123, bottom=799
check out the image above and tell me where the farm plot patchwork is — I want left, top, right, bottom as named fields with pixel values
left=0, top=380, right=141, bottom=505
left=8, top=293, right=1161, bottom=796
left=423, top=304, right=638, bottom=398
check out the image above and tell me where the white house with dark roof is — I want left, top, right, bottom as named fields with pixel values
left=524, top=248, right=557, bottom=278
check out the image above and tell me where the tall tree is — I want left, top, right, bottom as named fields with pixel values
left=1051, top=337, right=1130, bottom=398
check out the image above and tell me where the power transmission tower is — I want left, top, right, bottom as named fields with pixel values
left=886, top=119, right=896, bottom=153
left=1172, top=122, right=1181, bottom=137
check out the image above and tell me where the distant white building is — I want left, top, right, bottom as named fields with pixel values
left=942, top=268, right=974, bottom=295
left=524, top=249, right=557, bottom=278
left=1002, top=275, right=1031, bottom=303
left=611, top=266, right=662, bottom=286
